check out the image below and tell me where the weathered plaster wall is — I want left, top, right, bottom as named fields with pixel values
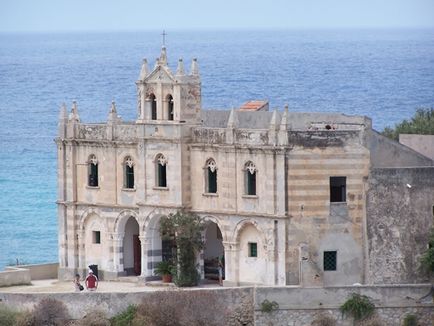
left=367, top=167, right=434, bottom=284
left=369, top=131, right=433, bottom=168
left=285, top=139, right=370, bottom=287
left=399, top=134, right=434, bottom=161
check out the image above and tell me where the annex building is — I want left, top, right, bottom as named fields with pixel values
left=56, top=46, right=434, bottom=286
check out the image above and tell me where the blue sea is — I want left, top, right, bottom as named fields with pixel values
left=0, top=29, right=433, bottom=270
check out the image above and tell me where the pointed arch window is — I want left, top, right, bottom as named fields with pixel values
left=205, top=159, right=217, bottom=193
left=88, top=155, right=98, bottom=187
left=244, top=161, right=256, bottom=196
left=155, top=154, right=167, bottom=188
left=150, top=93, right=157, bottom=120
left=167, top=94, right=174, bottom=121
left=124, top=156, right=135, bottom=189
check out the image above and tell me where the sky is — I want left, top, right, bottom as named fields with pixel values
left=1, top=0, right=434, bottom=32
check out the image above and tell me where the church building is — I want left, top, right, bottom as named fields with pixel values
left=56, top=46, right=434, bottom=286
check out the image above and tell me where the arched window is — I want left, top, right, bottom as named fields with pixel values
left=155, top=154, right=167, bottom=187
left=88, top=155, right=98, bottom=187
left=167, top=94, right=174, bottom=121
left=244, top=161, right=256, bottom=196
left=124, top=156, right=134, bottom=189
left=205, top=159, right=217, bottom=193
left=150, top=93, right=157, bottom=120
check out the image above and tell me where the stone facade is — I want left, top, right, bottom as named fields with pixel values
left=55, top=46, right=434, bottom=286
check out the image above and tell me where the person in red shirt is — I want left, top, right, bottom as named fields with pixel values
left=85, top=270, right=98, bottom=291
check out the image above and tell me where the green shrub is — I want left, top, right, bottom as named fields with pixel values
left=0, top=305, right=22, bottom=326
left=420, top=227, right=434, bottom=276
left=382, top=108, right=434, bottom=140
left=260, top=299, right=279, bottom=313
left=32, top=298, right=70, bottom=326
left=160, top=211, right=205, bottom=287
left=340, top=293, right=375, bottom=321
left=311, top=314, right=336, bottom=326
left=110, top=305, right=137, bottom=326
left=135, top=290, right=248, bottom=326
left=403, top=314, right=418, bottom=326
left=15, top=311, right=35, bottom=326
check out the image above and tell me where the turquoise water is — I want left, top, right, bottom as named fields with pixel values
left=0, top=29, right=433, bottom=269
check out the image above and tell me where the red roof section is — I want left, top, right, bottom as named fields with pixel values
left=239, top=100, right=269, bottom=111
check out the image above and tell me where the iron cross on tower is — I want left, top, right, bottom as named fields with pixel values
left=161, top=30, right=167, bottom=46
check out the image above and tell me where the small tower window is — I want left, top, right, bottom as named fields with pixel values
left=156, top=154, right=167, bottom=187
left=124, top=156, right=134, bottom=189
left=205, top=159, right=217, bottom=193
left=150, top=93, right=157, bottom=120
left=244, top=161, right=257, bottom=196
left=88, top=155, right=98, bottom=187
left=167, top=94, right=174, bottom=121
left=330, top=176, right=346, bottom=202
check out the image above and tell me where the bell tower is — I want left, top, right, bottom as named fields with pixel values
left=136, top=46, right=201, bottom=124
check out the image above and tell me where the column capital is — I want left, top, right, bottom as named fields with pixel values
left=110, top=232, right=124, bottom=241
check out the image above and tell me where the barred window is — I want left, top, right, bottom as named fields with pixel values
left=323, top=251, right=337, bottom=271
left=248, top=242, right=258, bottom=257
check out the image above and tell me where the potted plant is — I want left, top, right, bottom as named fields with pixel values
left=154, top=260, right=174, bottom=283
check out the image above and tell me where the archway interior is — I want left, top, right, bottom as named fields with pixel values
left=204, top=222, right=224, bottom=281
left=123, top=216, right=141, bottom=276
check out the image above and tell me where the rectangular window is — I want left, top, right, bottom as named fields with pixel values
left=157, top=164, right=167, bottom=187
left=92, top=231, right=101, bottom=244
left=207, top=169, right=217, bottom=193
left=125, top=165, right=134, bottom=189
left=323, top=251, right=337, bottom=271
left=88, top=164, right=98, bottom=187
left=248, top=242, right=258, bottom=257
left=330, top=176, right=346, bottom=202
left=246, top=172, right=256, bottom=195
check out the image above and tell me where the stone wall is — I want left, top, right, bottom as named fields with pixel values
left=1, top=285, right=432, bottom=324
left=367, top=167, right=434, bottom=284
left=0, top=267, right=31, bottom=287
left=254, top=285, right=433, bottom=326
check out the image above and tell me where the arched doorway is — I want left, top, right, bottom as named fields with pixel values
left=203, top=221, right=224, bottom=282
left=123, top=216, right=141, bottom=275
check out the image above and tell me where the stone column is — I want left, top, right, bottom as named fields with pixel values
left=276, top=219, right=287, bottom=285
left=112, top=233, right=124, bottom=274
left=77, top=230, right=85, bottom=272
left=162, top=98, right=168, bottom=120
left=140, top=86, right=145, bottom=120
left=139, top=235, right=149, bottom=277
left=223, top=241, right=238, bottom=286
left=144, top=98, right=151, bottom=120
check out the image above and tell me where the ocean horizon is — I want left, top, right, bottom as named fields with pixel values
left=0, top=28, right=433, bottom=270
